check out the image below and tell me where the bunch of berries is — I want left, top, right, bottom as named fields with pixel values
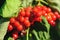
left=7, top=5, right=60, bottom=40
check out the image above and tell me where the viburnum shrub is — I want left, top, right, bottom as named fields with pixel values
left=7, top=5, right=60, bottom=40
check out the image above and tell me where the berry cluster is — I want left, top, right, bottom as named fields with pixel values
left=8, top=5, right=60, bottom=40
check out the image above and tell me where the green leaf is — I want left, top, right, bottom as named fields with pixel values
left=41, top=16, right=50, bottom=32
left=0, top=0, right=21, bottom=17
left=41, top=16, right=50, bottom=40
left=0, top=21, right=9, bottom=40
left=56, top=20, right=60, bottom=37
left=45, top=0, right=60, bottom=12
left=8, top=37, right=14, bottom=40
left=26, top=28, right=30, bottom=40
left=0, top=0, right=33, bottom=18
left=21, top=0, right=33, bottom=7
left=32, top=30, right=40, bottom=40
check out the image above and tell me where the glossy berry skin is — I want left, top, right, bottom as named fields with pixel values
left=43, top=13, right=48, bottom=17
left=49, top=20, right=56, bottom=26
left=52, top=15, right=57, bottom=21
left=25, top=11, right=30, bottom=17
left=20, top=9, right=25, bottom=16
left=34, top=17, right=42, bottom=22
left=24, top=17, right=29, bottom=20
left=33, top=7, right=38, bottom=13
left=18, top=16, right=24, bottom=22
left=42, top=6, right=47, bottom=11
left=46, top=16, right=52, bottom=22
left=24, top=19, right=30, bottom=27
left=10, top=18, right=15, bottom=24
left=25, top=6, right=32, bottom=11
left=8, top=24, right=13, bottom=31
left=36, top=5, right=42, bottom=10
left=57, top=15, right=60, bottom=19
left=35, top=11, right=42, bottom=17
left=14, top=21, right=20, bottom=27
left=12, top=32, right=18, bottom=39
left=46, top=8, right=51, bottom=13
left=17, top=24, right=23, bottom=31
left=54, top=12, right=60, bottom=19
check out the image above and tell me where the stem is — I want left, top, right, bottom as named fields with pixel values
left=41, top=16, right=50, bottom=39
left=32, top=30, right=40, bottom=40
left=41, top=0, right=48, bottom=5
left=26, top=28, right=30, bottom=40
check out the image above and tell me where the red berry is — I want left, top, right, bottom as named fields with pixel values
left=10, top=18, right=15, bottom=24
left=26, top=22, right=30, bottom=28
left=58, top=15, right=60, bottom=19
left=57, top=15, right=60, bottom=19
left=54, top=11, right=59, bottom=15
left=42, top=11, right=48, bottom=16
left=17, top=24, right=23, bottom=31
left=25, top=11, right=30, bottom=17
left=44, top=13, right=48, bottom=17
left=20, top=9, right=25, bottom=16
left=24, top=17, right=29, bottom=20
left=24, top=19, right=30, bottom=27
left=52, top=15, right=57, bottom=21
left=25, top=6, right=32, bottom=11
left=18, top=16, right=24, bottom=22
left=34, top=17, right=42, bottom=22
left=36, top=5, right=42, bottom=10
left=36, top=11, right=42, bottom=17
left=14, top=21, right=20, bottom=27
left=12, top=32, right=18, bottom=39
left=54, top=12, right=60, bottom=19
left=49, top=20, right=56, bottom=26
left=46, top=16, right=52, bottom=21
left=47, top=8, right=51, bottom=13
left=49, top=12, right=54, bottom=16
left=8, top=24, right=13, bottom=31
left=42, top=6, right=47, bottom=11
left=33, top=7, right=38, bottom=13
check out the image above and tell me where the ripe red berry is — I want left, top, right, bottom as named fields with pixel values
left=25, top=6, right=32, bottom=11
left=42, top=6, right=47, bottom=11
left=44, top=13, right=48, bottom=17
left=34, top=17, right=42, bottom=22
left=24, top=17, right=29, bottom=20
left=12, top=32, right=18, bottom=39
left=42, top=10, right=47, bottom=17
left=46, top=8, right=51, bottom=13
left=52, top=15, right=57, bottom=21
left=36, top=5, right=42, bottom=10
left=18, top=16, right=24, bottom=22
left=14, top=21, right=20, bottom=27
left=24, top=19, right=30, bottom=27
left=17, top=24, right=23, bottom=31
left=20, top=9, right=25, bottom=16
left=10, top=18, right=15, bottom=24
left=8, top=24, right=13, bottom=31
left=46, top=16, right=52, bottom=21
left=58, top=15, right=60, bottom=19
left=25, top=11, right=30, bottom=17
left=26, top=22, right=30, bottom=28
left=33, top=7, right=38, bottom=13
left=54, top=12, right=60, bottom=19
left=54, top=11, right=59, bottom=15
left=49, top=20, right=56, bottom=26
left=49, top=12, right=54, bottom=16
left=36, top=11, right=42, bottom=17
